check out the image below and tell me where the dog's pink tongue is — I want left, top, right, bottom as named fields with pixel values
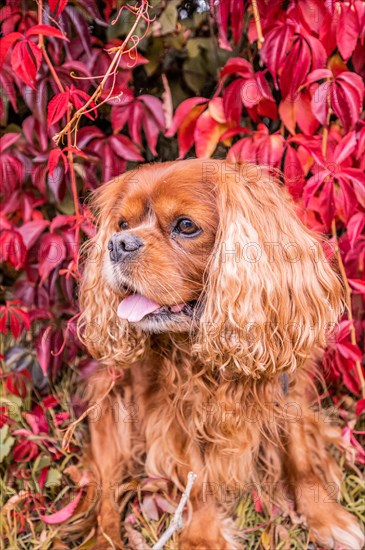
left=117, top=294, right=160, bottom=322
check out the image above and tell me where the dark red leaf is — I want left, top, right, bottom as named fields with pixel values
left=26, top=25, right=69, bottom=41
left=17, top=220, right=49, bottom=250
left=38, top=233, right=67, bottom=282
left=49, top=0, right=68, bottom=18
left=109, top=135, right=144, bottom=161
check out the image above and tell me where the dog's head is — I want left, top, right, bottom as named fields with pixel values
left=79, top=159, right=343, bottom=376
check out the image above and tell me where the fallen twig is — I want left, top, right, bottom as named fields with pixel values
left=152, top=472, right=197, bottom=550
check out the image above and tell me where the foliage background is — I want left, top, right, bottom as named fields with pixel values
left=0, top=0, right=364, bottom=548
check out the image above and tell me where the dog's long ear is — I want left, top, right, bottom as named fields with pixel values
left=195, top=163, right=343, bottom=378
left=77, top=173, right=145, bottom=365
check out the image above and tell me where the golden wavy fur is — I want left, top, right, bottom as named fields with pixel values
left=75, top=160, right=364, bottom=549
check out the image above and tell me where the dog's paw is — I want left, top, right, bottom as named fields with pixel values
left=307, top=505, right=364, bottom=549
left=94, top=529, right=124, bottom=550
left=179, top=535, right=231, bottom=550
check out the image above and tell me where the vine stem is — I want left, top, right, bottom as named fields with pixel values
left=331, top=220, right=365, bottom=398
left=251, top=0, right=264, bottom=48
left=37, top=0, right=81, bottom=276
left=322, top=99, right=365, bottom=399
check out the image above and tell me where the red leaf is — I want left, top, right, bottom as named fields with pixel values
left=48, top=148, right=68, bottom=178
left=355, top=399, right=365, bottom=416
left=347, top=212, right=365, bottom=249
left=260, top=22, right=294, bottom=82
left=26, top=25, right=69, bottom=41
left=139, top=95, right=165, bottom=130
left=317, top=178, right=335, bottom=229
left=70, top=88, right=96, bottom=120
left=220, top=58, right=253, bottom=80
left=223, top=79, right=244, bottom=124
left=337, top=177, right=357, bottom=223
left=40, top=490, right=82, bottom=524
left=280, top=38, right=310, bottom=100
left=0, top=133, right=21, bottom=151
left=337, top=3, right=360, bottom=61
left=49, top=0, right=68, bottom=17
left=166, top=97, right=208, bottom=138
left=304, top=68, right=332, bottom=87
left=230, top=0, right=244, bottom=44
left=284, top=146, right=305, bottom=199
left=109, top=135, right=144, bottom=161
left=334, top=131, right=357, bottom=164
left=331, top=72, right=364, bottom=131
left=38, top=233, right=67, bottom=282
left=7, top=371, right=31, bottom=398
left=310, top=81, right=330, bottom=126
left=289, top=135, right=325, bottom=166
left=174, top=102, right=209, bottom=158
left=296, top=89, right=320, bottom=135
left=341, top=168, right=365, bottom=207
left=0, top=302, right=30, bottom=339
left=47, top=91, right=70, bottom=128
left=0, top=229, right=26, bottom=269
left=13, top=439, right=39, bottom=462
left=11, top=39, right=42, bottom=89
left=348, top=279, right=365, bottom=298
left=215, top=0, right=231, bottom=50
left=337, top=341, right=362, bottom=362
left=0, top=32, right=22, bottom=69
left=17, top=220, right=49, bottom=250
left=208, top=97, right=226, bottom=123
left=194, top=111, right=224, bottom=158
left=256, top=133, right=284, bottom=167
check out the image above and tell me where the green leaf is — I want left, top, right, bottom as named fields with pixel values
left=45, top=467, right=62, bottom=488
left=0, top=425, right=15, bottom=462
left=158, top=2, right=178, bottom=35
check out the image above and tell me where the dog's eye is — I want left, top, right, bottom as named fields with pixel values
left=119, top=220, right=128, bottom=230
left=174, top=218, right=200, bottom=236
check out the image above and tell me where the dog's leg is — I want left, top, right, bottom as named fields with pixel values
left=284, top=393, right=364, bottom=549
left=179, top=496, right=238, bottom=550
left=86, top=371, right=135, bottom=549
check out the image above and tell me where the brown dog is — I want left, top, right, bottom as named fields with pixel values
left=78, top=159, right=364, bottom=549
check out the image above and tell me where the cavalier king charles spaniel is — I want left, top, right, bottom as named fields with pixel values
left=77, top=159, right=364, bottom=549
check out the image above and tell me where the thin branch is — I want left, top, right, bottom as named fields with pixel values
left=251, top=0, right=264, bottom=48
left=152, top=472, right=197, bottom=550
left=54, top=0, right=153, bottom=146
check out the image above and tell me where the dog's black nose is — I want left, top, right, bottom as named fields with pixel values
left=108, top=232, right=144, bottom=262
